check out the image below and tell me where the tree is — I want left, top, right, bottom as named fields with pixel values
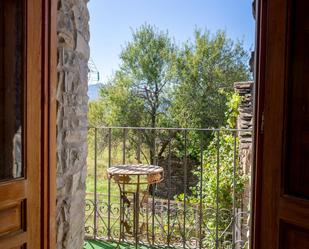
left=177, top=93, right=248, bottom=248
left=171, top=30, right=250, bottom=129
left=88, top=100, right=107, bottom=127
left=102, top=24, right=176, bottom=128
left=99, top=24, right=177, bottom=162
left=92, top=27, right=251, bottom=163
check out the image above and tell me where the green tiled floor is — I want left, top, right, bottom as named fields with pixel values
left=84, top=240, right=153, bottom=249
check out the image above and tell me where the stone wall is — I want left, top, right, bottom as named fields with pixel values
left=234, top=81, right=254, bottom=247
left=234, top=82, right=253, bottom=154
left=156, top=156, right=199, bottom=199
left=56, top=0, right=90, bottom=248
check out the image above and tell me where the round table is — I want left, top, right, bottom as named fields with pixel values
left=107, top=164, right=164, bottom=248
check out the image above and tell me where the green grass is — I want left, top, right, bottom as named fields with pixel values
left=86, top=157, right=119, bottom=202
left=85, top=144, right=149, bottom=238
left=85, top=141, right=187, bottom=245
left=86, top=142, right=143, bottom=195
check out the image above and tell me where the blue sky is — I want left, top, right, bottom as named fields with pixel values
left=88, top=0, right=255, bottom=84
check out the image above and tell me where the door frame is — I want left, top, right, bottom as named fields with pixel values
left=250, top=0, right=309, bottom=248
left=43, top=0, right=296, bottom=248
left=44, top=0, right=269, bottom=248
left=41, top=0, right=57, bottom=248
left=251, top=0, right=266, bottom=248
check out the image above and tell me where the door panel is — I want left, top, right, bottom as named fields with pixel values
left=285, top=0, right=309, bottom=199
left=253, top=0, right=309, bottom=248
left=280, top=222, right=309, bottom=249
left=0, top=0, right=42, bottom=248
left=0, top=0, right=23, bottom=181
left=0, top=200, right=25, bottom=236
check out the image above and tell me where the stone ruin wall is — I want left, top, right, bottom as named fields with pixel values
left=234, top=81, right=254, bottom=246
left=56, top=0, right=90, bottom=248
left=234, top=81, right=253, bottom=175
left=156, top=156, right=199, bottom=199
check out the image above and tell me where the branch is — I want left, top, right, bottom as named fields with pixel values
left=130, top=134, right=150, bottom=164
left=157, top=130, right=178, bottom=157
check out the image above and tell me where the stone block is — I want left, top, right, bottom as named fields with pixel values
left=76, top=33, right=90, bottom=59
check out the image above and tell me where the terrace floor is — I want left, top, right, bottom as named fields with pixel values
left=84, top=240, right=154, bottom=249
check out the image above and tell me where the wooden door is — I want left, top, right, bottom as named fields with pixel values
left=253, top=0, right=309, bottom=248
left=0, top=0, right=56, bottom=248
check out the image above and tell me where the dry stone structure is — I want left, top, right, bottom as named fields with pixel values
left=56, top=0, right=90, bottom=248
left=234, top=81, right=254, bottom=247
left=234, top=81, right=254, bottom=154
left=156, top=156, right=199, bottom=198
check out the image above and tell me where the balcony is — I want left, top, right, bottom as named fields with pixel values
left=84, top=127, right=251, bottom=249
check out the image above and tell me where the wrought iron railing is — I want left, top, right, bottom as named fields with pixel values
left=85, top=127, right=251, bottom=249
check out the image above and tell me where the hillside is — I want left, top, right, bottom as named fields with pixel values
left=88, top=83, right=103, bottom=101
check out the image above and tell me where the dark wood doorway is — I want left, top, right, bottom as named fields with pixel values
left=253, top=0, right=309, bottom=248
left=0, top=0, right=56, bottom=248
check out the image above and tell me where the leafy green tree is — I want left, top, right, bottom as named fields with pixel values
left=87, top=99, right=109, bottom=157
left=101, top=24, right=176, bottom=128
left=171, top=30, right=250, bottom=129
left=90, top=27, right=251, bottom=164
left=177, top=93, right=248, bottom=248
left=88, top=100, right=107, bottom=127
left=98, top=24, right=177, bottom=162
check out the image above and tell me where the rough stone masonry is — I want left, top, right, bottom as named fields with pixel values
left=56, top=0, right=90, bottom=248
left=234, top=81, right=254, bottom=247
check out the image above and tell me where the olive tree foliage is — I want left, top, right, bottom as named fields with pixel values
left=88, top=99, right=108, bottom=127
left=87, top=26, right=251, bottom=163
left=102, top=24, right=176, bottom=128
left=177, top=93, right=249, bottom=248
left=89, top=27, right=251, bottom=130
left=165, top=30, right=251, bottom=162
left=171, top=30, right=250, bottom=129
left=89, top=25, right=177, bottom=162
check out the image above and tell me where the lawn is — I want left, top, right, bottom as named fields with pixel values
left=85, top=142, right=150, bottom=238
left=85, top=137, right=198, bottom=246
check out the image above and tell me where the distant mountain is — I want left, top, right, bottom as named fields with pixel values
left=88, top=83, right=103, bottom=101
